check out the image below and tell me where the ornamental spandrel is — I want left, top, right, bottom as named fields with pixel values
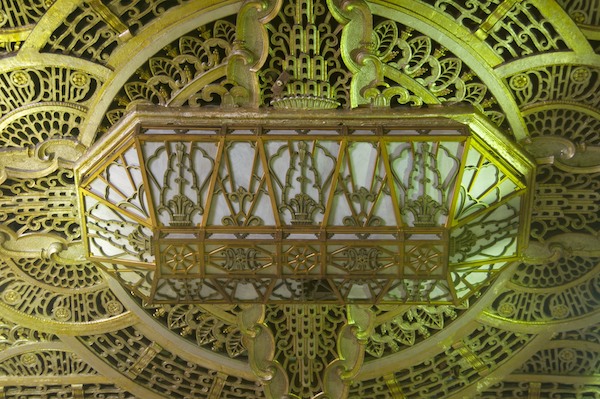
left=76, top=107, right=534, bottom=305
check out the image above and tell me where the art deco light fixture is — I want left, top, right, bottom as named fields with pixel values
left=74, top=0, right=534, bottom=306
left=76, top=106, right=534, bottom=305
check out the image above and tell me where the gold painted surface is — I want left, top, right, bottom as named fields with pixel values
left=0, top=0, right=598, bottom=398
left=76, top=107, right=533, bottom=306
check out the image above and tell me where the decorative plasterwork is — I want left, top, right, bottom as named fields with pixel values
left=0, top=0, right=598, bottom=398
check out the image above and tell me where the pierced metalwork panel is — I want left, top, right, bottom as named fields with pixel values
left=2, top=0, right=597, bottom=396
left=77, top=108, right=533, bottom=305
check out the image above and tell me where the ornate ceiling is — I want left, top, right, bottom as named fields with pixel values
left=0, top=0, right=599, bottom=398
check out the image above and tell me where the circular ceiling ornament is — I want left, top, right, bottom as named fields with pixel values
left=1, top=0, right=598, bottom=397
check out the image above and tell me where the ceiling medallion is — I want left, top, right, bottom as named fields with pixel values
left=76, top=106, right=534, bottom=305
left=76, top=0, right=534, bottom=306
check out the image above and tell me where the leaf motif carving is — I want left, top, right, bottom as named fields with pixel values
left=374, top=20, right=398, bottom=62
left=179, top=36, right=208, bottom=59
left=196, top=316, right=220, bottom=345
left=405, top=36, right=432, bottom=75
left=365, top=340, right=386, bottom=358
left=213, top=20, right=237, bottom=44
left=464, top=83, right=487, bottom=104
left=149, top=58, right=187, bottom=86
left=167, top=305, right=192, bottom=330
left=124, top=82, right=163, bottom=104
left=225, top=327, right=245, bottom=357
left=431, top=58, right=461, bottom=92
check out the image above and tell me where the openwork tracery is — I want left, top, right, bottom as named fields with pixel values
left=77, top=109, right=533, bottom=307
left=0, top=0, right=598, bottom=398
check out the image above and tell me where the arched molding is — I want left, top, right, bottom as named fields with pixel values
left=0, top=52, right=111, bottom=80
left=104, top=271, right=257, bottom=380
left=446, top=331, right=554, bottom=399
left=357, top=262, right=518, bottom=381
left=369, top=1, right=528, bottom=140
left=0, top=301, right=136, bottom=336
left=495, top=53, right=600, bottom=79
left=79, top=0, right=242, bottom=146
left=58, top=335, right=168, bottom=399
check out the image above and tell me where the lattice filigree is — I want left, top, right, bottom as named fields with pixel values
left=0, top=258, right=126, bottom=323
left=0, top=0, right=48, bottom=29
left=0, top=68, right=98, bottom=118
left=525, top=107, right=600, bottom=145
left=349, top=376, right=391, bottom=399
left=554, top=323, right=600, bottom=344
left=352, top=325, right=533, bottom=398
left=0, top=0, right=49, bottom=53
left=431, top=0, right=500, bottom=31
left=0, top=384, right=139, bottom=399
left=490, top=269, right=600, bottom=322
left=517, top=346, right=600, bottom=375
left=508, top=65, right=600, bottom=109
left=0, top=315, right=57, bottom=350
left=258, top=0, right=352, bottom=108
left=367, top=302, right=469, bottom=358
left=13, top=257, right=104, bottom=290
left=0, top=350, right=97, bottom=376
left=532, top=165, right=600, bottom=240
left=0, top=169, right=79, bottom=240
left=42, top=2, right=123, bottom=63
left=0, top=109, right=84, bottom=147
left=149, top=303, right=246, bottom=358
left=372, top=17, right=509, bottom=131
left=512, top=256, right=599, bottom=288
left=266, top=305, right=347, bottom=398
left=476, top=381, right=600, bottom=398
left=80, top=326, right=263, bottom=398
left=483, top=0, right=569, bottom=60
left=100, top=17, right=237, bottom=135
left=106, top=0, right=193, bottom=34
left=556, top=0, right=600, bottom=26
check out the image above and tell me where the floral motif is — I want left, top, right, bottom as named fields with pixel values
left=342, top=248, right=382, bottom=271
left=222, top=248, right=260, bottom=271
left=406, top=245, right=443, bottom=275
left=53, top=307, right=71, bottom=321
left=164, top=245, right=198, bottom=273
left=286, top=246, right=319, bottom=273
left=2, top=289, right=21, bottom=305
left=404, top=195, right=448, bottom=227
left=10, top=71, right=30, bottom=86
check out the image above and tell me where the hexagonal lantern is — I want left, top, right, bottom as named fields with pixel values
left=76, top=106, right=534, bottom=305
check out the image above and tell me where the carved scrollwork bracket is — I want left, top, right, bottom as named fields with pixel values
left=0, top=138, right=85, bottom=184
left=239, top=304, right=290, bottom=399
left=0, top=225, right=85, bottom=262
left=521, top=135, right=600, bottom=173
left=327, top=0, right=383, bottom=107
left=523, top=233, right=600, bottom=265
left=241, top=304, right=374, bottom=399
left=227, top=0, right=282, bottom=107
left=317, top=305, right=375, bottom=399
